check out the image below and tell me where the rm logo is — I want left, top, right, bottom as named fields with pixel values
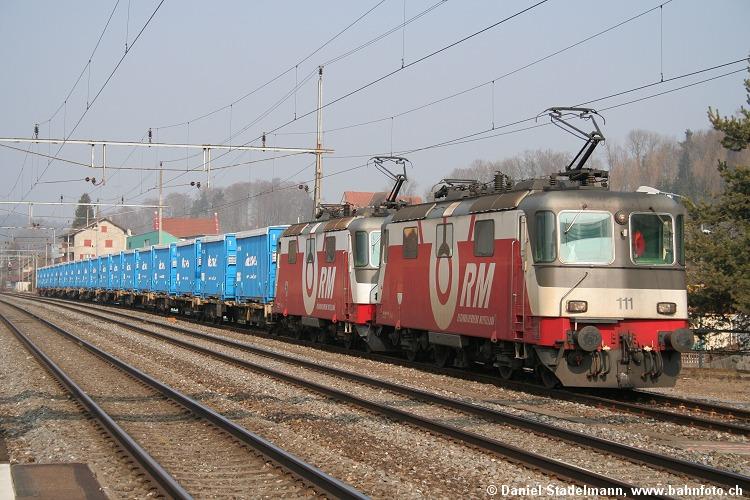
left=318, top=266, right=336, bottom=299
left=459, top=263, right=495, bottom=308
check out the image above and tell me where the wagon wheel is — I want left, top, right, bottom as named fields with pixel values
left=433, top=345, right=453, bottom=368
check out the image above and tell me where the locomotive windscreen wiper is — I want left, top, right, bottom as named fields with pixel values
left=564, top=205, right=587, bottom=234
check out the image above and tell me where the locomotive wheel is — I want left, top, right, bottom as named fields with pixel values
left=433, top=345, right=453, bottom=368
left=537, top=366, right=560, bottom=388
left=498, top=365, right=514, bottom=380
left=314, top=330, right=327, bottom=344
left=406, top=348, right=420, bottom=362
left=344, top=333, right=358, bottom=350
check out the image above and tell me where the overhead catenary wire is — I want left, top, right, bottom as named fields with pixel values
left=26, top=53, right=742, bottom=223
left=1, top=1, right=123, bottom=229
left=152, top=0, right=390, bottom=131
left=5, top=54, right=743, bottom=209
left=276, top=0, right=676, bottom=137
left=38, top=0, right=122, bottom=126
left=18, top=0, right=168, bottom=205
left=253, top=0, right=551, bottom=142
left=136, top=62, right=744, bottom=223
left=172, top=0, right=551, bottom=183
left=153, top=0, right=445, bottom=169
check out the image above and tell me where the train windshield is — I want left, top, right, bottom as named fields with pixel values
left=630, top=213, right=675, bottom=265
left=370, top=231, right=381, bottom=266
left=354, top=230, right=381, bottom=267
left=558, top=211, right=614, bottom=264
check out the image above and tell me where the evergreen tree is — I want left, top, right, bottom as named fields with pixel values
left=72, top=193, right=95, bottom=228
left=687, top=65, right=750, bottom=330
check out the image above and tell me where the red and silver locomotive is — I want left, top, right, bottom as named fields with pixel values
left=274, top=110, right=693, bottom=388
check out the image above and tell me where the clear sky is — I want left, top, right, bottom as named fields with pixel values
left=1, top=0, right=748, bottom=225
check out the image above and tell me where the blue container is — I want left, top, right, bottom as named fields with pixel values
left=110, top=253, right=123, bottom=290
left=123, top=250, right=137, bottom=291
left=152, top=244, right=175, bottom=294
left=75, top=260, right=84, bottom=288
left=98, top=257, right=108, bottom=289
left=88, top=258, right=98, bottom=289
left=67, top=262, right=74, bottom=288
left=136, top=248, right=152, bottom=292
left=200, top=234, right=237, bottom=300
left=175, top=239, right=201, bottom=296
left=235, top=226, right=287, bottom=304
left=81, top=259, right=89, bottom=289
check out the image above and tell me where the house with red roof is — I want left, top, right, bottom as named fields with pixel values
left=156, top=213, right=220, bottom=239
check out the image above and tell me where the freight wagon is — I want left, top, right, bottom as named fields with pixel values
left=37, top=226, right=287, bottom=324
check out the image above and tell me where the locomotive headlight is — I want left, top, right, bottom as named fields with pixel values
left=657, top=302, right=677, bottom=315
left=567, top=300, right=588, bottom=313
left=615, top=210, right=628, bottom=225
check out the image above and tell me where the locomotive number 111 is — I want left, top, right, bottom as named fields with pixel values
left=617, top=297, right=634, bottom=310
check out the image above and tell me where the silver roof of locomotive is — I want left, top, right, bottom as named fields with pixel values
left=386, top=180, right=686, bottom=223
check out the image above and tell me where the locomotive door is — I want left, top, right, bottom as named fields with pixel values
left=511, top=214, right=528, bottom=340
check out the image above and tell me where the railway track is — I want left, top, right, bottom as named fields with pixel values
left=23, top=292, right=750, bottom=436
left=0, top=298, right=365, bottom=500
left=11, top=293, right=750, bottom=494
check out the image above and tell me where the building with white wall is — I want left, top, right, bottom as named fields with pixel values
left=60, top=218, right=129, bottom=261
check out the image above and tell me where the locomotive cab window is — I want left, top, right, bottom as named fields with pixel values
left=354, top=231, right=368, bottom=267
left=630, top=213, right=675, bottom=265
left=558, top=211, right=614, bottom=264
left=403, top=227, right=418, bottom=259
left=306, top=237, right=315, bottom=263
left=435, top=223, right=453, bottom=258
left=287, top=240, right=298, bottom=264
left=676, top=214, right=685, bottom=266
left=533, top=211, right=556, bottom=263
left=370, top=231, right=381, bottom=267
left=325, top=236, right=336, bottom=263
left=474, top=219, right=494, bottom=257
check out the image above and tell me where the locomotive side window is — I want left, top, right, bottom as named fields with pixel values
left=533, top=211, right=556, bottom=262
left=435, top=223, right=453, bottom=258
left=474, top=219, right=494, bottom=257
left=287, top=240, right=298, bottom=264
left=354, top=231, right=368, bottom=267
left=403, top=227, right=418, bottom=259
left=559, top=211, right=614, bottom=264
left=370, top=231, right=381, bottom=266
left=325, top=236, right=336, bottom=263
left=306, top=237, right=315, bottom=263
left=629, top=213, right=675, bottom=265
left=676, top=215, right=685, bottom=266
